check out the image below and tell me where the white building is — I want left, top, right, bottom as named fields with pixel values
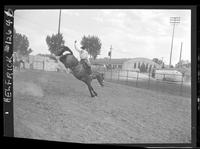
left=122, top=57, right=162, bottom=72
left=24, top=55, right=61, bottom=71
left=155, top=69, right=183, bottom=82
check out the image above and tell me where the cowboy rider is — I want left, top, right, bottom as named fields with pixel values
left=74, top=40, right=92, bottom=74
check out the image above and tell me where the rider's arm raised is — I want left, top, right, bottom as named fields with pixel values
left=74, top=41, right=81, bottom=53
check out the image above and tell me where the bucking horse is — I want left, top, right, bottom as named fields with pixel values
left=53, top=46, right=104, bottom=97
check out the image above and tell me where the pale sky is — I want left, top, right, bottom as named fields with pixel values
left=14, top=9, right=191, bottom=65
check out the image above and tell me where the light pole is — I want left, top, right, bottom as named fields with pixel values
left=169, top=17, right=180, bottom=68
left=58, top=9, right=61, bottom=34
left=109, top=45, right=112, bottom=61
left=179, top=42, right=183, bottom=68
left=161, top=57, right=164, bottom=68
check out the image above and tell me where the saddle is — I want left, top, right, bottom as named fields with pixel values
left=59, top=52, right=92, bottom=75
left=59, top=54, right=78, bottom=68
left=80, top=59, right=92, bottom=75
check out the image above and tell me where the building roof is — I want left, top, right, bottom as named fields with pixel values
left=123, top=57, right=161, bottom=67
left=90, top=58, right=131, bottom=65
left=29, top=55, right=53, bottom=62
left=90, top=57, right=164, bottom=67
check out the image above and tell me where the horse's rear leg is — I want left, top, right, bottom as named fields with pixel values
left=91, top=87, right=97, bottom=96
left=85, top=81, right=97, bottom=97
left=87, top=85, right=95, bottom=97
left=90, top=83, right=97, bottom=96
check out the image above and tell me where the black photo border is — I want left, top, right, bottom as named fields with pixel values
left=3, top=5, right=198, bottom=148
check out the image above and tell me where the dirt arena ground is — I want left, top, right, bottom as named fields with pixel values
left=13, top=69, right=191, bottom=144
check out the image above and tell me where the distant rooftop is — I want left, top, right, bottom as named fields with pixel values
left=90, top=58, right=131, bottom=65
left=90, top=57, right=160, bottom=65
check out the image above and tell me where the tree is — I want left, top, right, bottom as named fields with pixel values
left=152, top=58, right=158, bottom=63
left=27, top=48, right=33, bottom=55
left=152, top=58, right=164, bottom=66
left=149, top=65, right=152, bottom=73
left=175, top=60, right=191, bottom=68
left=152, top=67, right=156, bottom=78
left=46, top=33, right=65, bottom=55
left=138, top=62, right=141, bottom=69
left=145, top=63, right=148, bottom=71
left=80, top=35, right=102, bottom=60
left=134, top=63, right=136, bottom=69
left=13, top=29, right=32, bottom=57
left=140, top=63, right=146, bottom=73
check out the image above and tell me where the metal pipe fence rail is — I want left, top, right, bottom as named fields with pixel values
left=104, top=69, right=191, bottom=97
left=23, top=60, right=60, bottom=72
left=16, top=62, right=191, bottom=97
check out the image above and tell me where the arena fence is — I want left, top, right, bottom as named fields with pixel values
left=17, top=61, right=191, bottom=97
left=22, top=60, right=61, bottom=72
left=103, top=69, right=191, bottom=97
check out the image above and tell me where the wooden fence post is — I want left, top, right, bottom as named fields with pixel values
left=163, top=74, right=166, bottom=92
left=163, top=74, right=166, bottom=81
left=136, top=71, right=139, bottom=87
left=180, top=73, right=184, bottom=96
left=43, top=61, right=45, bottom=71
left=148, top=71, right=150, bottom=89
left=126, top=70, right=129, bottom=84
left=118, top=69, right=120, bottom=81
left=111, top=67, right=112, bottom=81
left=31, top=62, right=34, bottom=70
